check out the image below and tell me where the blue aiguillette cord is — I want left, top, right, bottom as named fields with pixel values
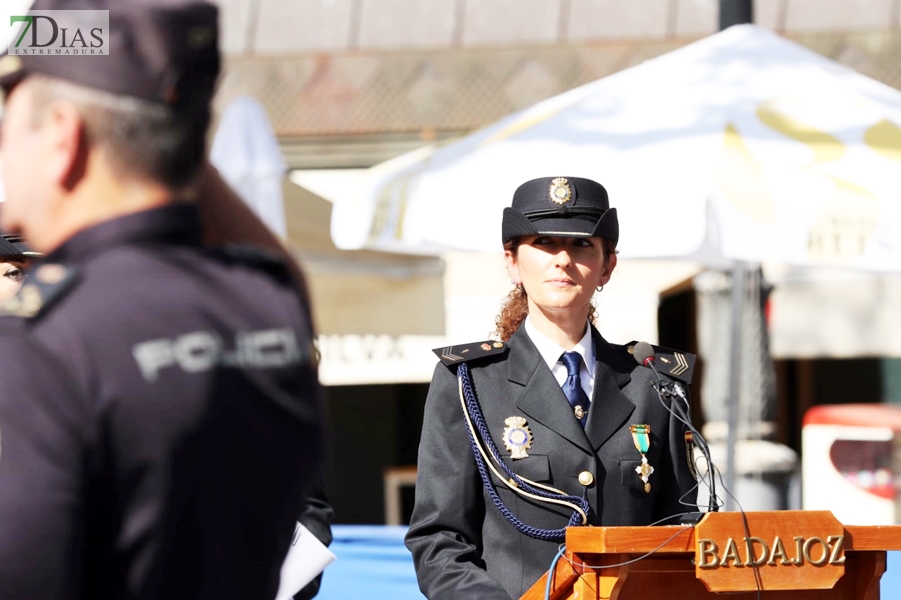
left=457, top=362, right=589, bottom=541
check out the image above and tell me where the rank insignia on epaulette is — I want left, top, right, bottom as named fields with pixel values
left=0, top=263, right=78, bottom=319
left=626, top=341, right=697, bottom=385
left=433, top=340, right=508, bottom=366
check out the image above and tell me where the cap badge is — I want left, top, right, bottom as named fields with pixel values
left=502, top=416, right=533, bottom=460
left=548, top=177, right=572, bottom=205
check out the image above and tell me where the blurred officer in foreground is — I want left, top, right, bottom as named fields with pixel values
left=0, top=1, right=323, bottom=599
left=0, top=234, right=40, bottom=302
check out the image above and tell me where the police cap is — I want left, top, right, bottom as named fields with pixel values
left=501, top=176, right=619, bottom=246
left=0, top=234, right=40, bottom=259
left=0, top=0, right=219, bottom=115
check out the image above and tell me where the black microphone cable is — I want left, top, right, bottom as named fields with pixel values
left=632, top=342, right=720, bottom=516
left=632, top=342, right=717, bottom=513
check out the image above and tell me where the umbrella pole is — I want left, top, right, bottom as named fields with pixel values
left=719, top=0, right=753, bottom=30
left=724, top=261, right=748, bottom=511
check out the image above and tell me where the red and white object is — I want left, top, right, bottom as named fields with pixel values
left=803, top=404, right=901, bottom=525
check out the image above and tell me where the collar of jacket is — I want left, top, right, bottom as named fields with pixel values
left=506, top=323, right=636, bottom=455
left=43, top=204, right=203, bottom=264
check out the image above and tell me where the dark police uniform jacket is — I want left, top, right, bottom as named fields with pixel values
left=405, top=324, right=697, bottom=600
left=0, top=205, right=323, bottom=600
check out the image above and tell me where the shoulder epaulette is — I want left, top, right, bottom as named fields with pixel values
left=626, top=340, right=697, bottom=385
left=433, top=340, right=508, bottom=366
left=0, top=263, right=79, bottom=320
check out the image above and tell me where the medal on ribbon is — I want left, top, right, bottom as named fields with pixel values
left=630, top=424, right=654, bottom=493
left=502, top=416, right=533, bottom=460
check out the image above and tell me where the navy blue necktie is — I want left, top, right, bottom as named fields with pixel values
left=561, top=352, right=590, bottom=427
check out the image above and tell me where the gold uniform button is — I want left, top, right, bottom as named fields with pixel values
left=578, top=471, right=594, bottom=486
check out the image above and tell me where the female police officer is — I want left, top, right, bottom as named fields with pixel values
left=405, top=176, right=699, bottom=600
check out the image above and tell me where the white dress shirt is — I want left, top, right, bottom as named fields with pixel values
left=524, top=316, right=595, bottom=399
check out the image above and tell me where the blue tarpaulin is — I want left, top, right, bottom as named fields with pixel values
left=318, top=525, right=901, bottom=599
left=318, top=526, right=424, bottom=600
left=886, top=551, right=901, bottom=595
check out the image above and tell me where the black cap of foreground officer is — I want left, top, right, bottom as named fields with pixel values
left=501, top=176, right=619, bottom=246
left=0, top=0, right=219, bottom=117
left=0, top=0, right=221, bottom=254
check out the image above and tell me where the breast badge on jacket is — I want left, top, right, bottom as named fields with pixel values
left=502, top=416, right=533, bottom=460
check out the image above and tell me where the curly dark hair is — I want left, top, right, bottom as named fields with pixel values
left=493, top=237, right=616, bottom=342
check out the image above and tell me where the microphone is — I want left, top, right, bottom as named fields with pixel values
left=632, top=342, right=686, bottom=411
left=632, top=342, right=719, bottom=516
left=632, top=341, right=661, bottom=373
left=633, top=342, right=689, bottom=412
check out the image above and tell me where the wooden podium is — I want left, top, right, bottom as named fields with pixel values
left=521, top=511, right=901, bottom=600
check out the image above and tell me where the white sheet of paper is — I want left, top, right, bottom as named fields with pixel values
left=275, top=522, right=337, bottom=600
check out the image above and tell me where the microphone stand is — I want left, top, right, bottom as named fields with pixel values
left=644, top=358, right=719, bottom=518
